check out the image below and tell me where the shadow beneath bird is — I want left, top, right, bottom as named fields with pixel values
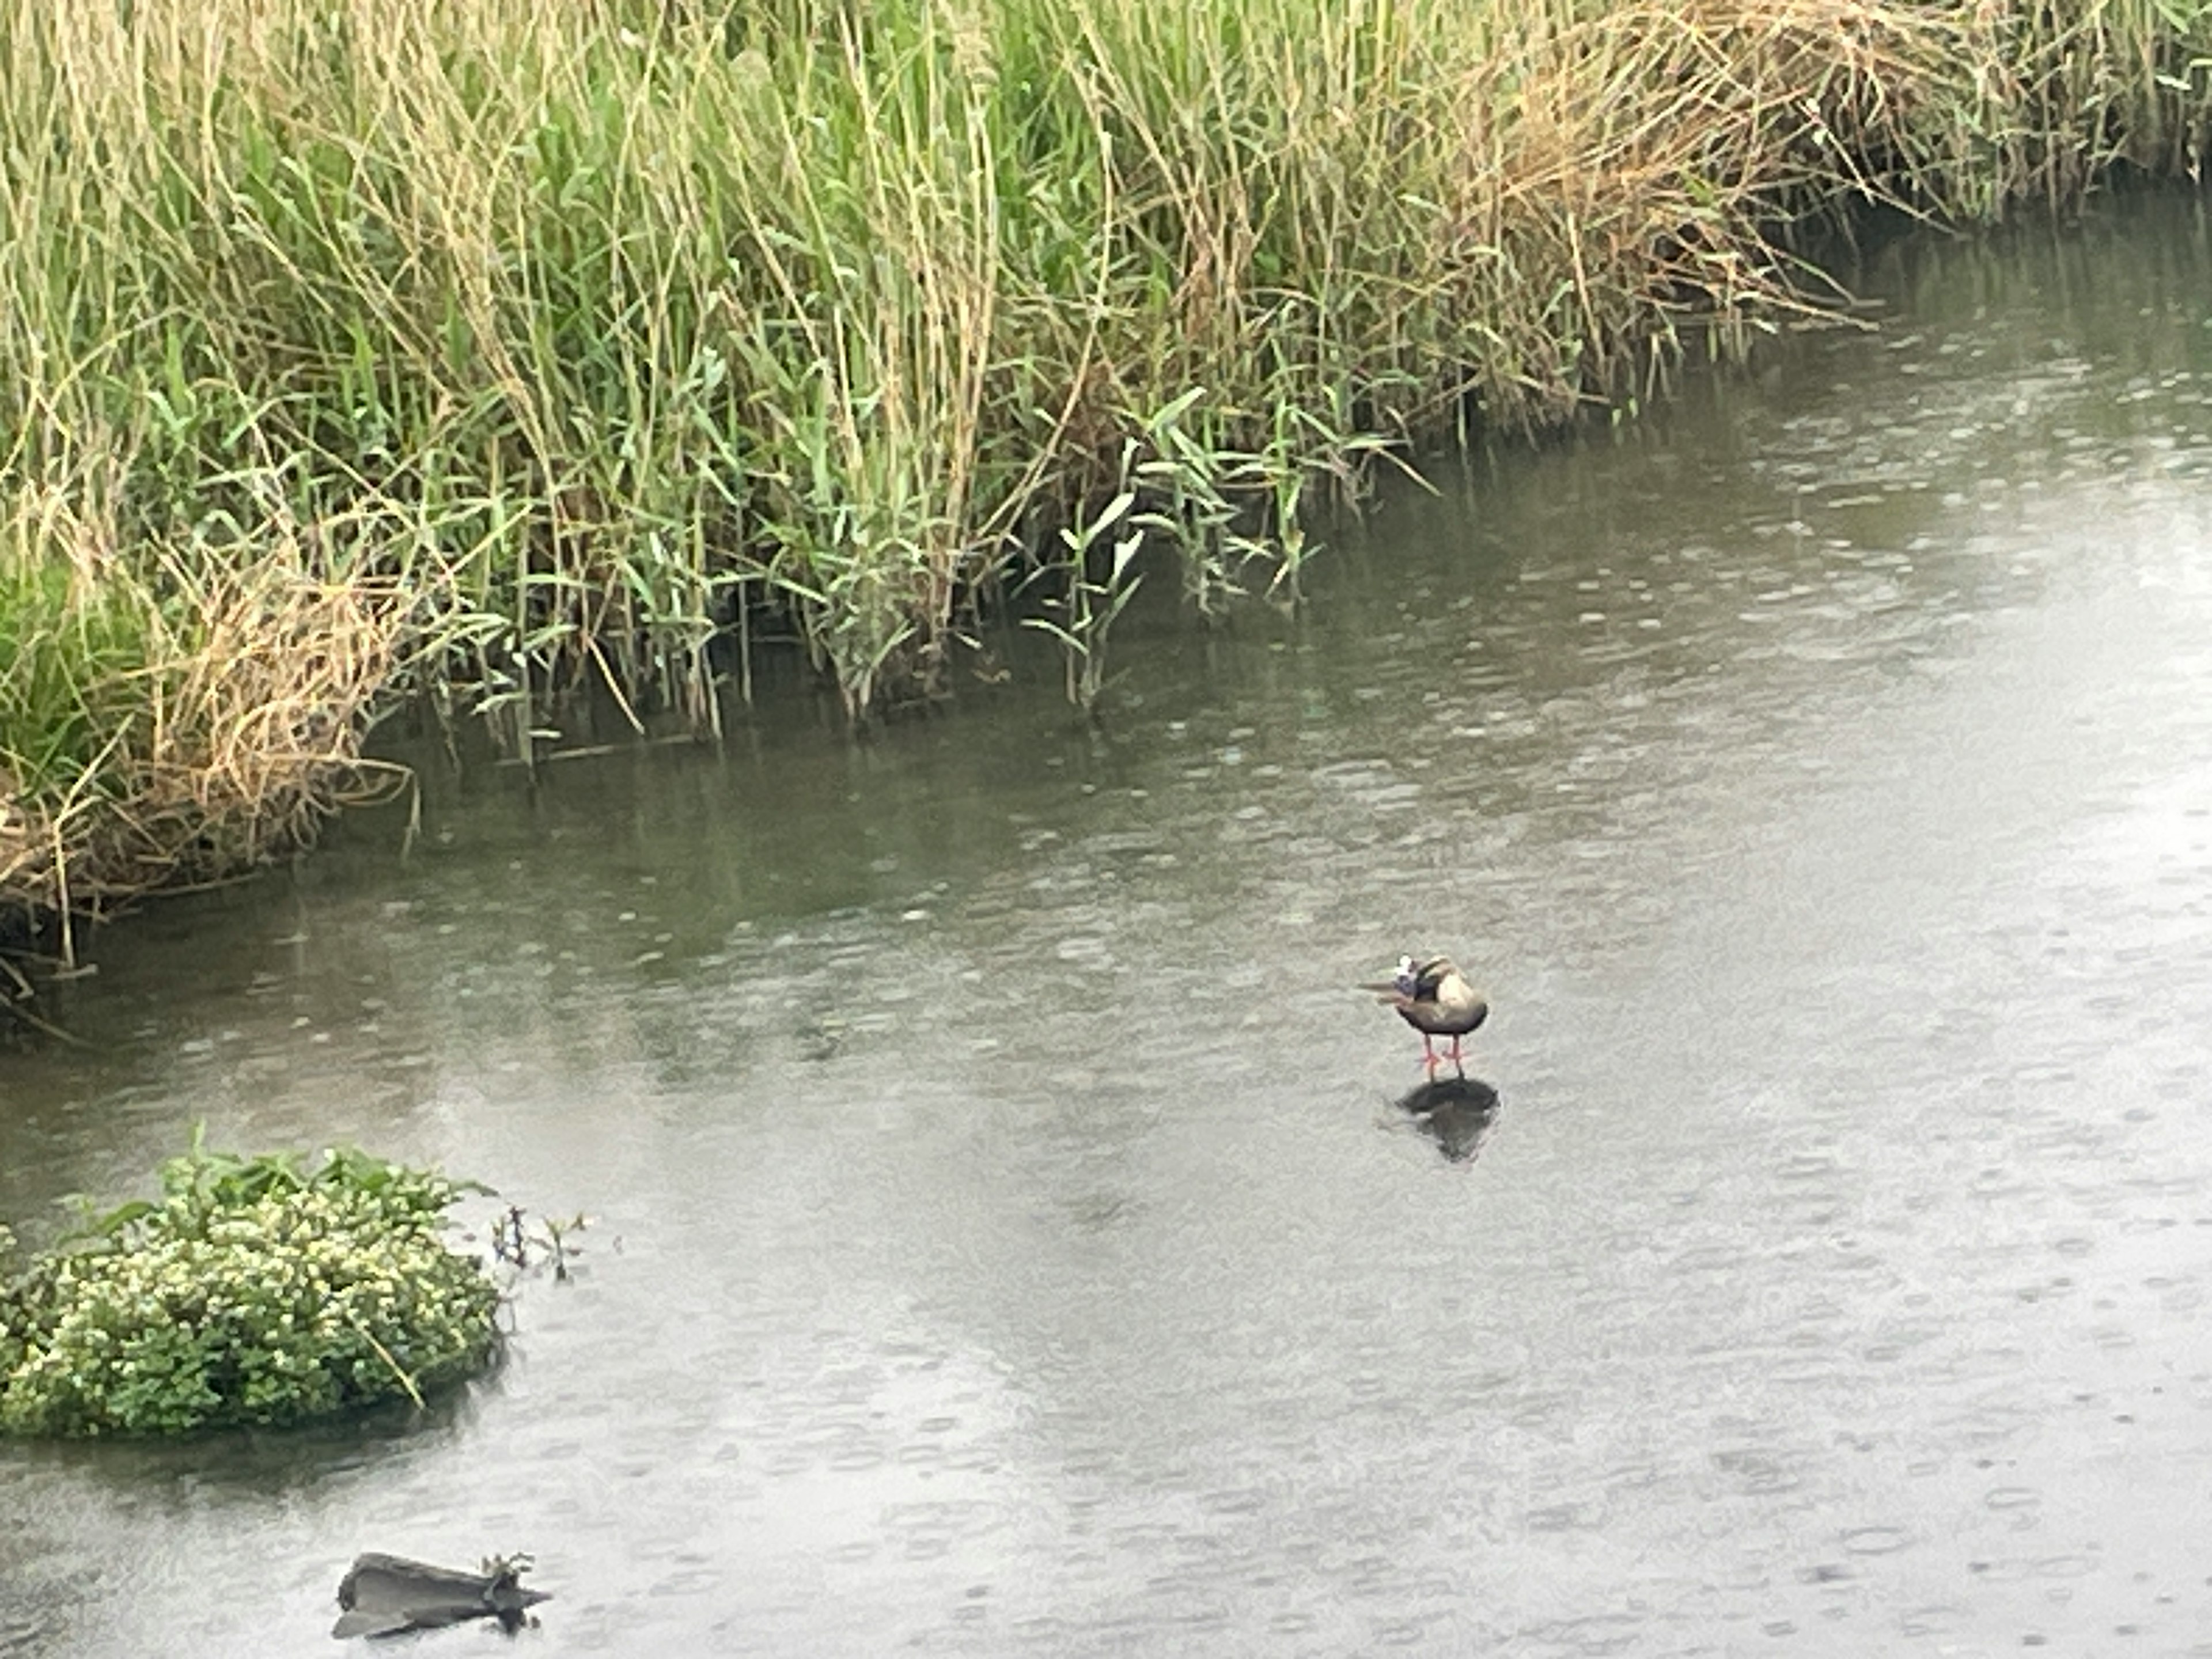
left=332, top=1552, right=549, bottom=1639
left=1394, top=1075, right=1502, bottom=1164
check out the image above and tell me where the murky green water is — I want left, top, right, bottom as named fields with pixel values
left=8, top=194, right=2212, bottom=1655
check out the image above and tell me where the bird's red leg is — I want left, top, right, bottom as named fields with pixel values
left=1421, top=1034, right=1440, bottom=1073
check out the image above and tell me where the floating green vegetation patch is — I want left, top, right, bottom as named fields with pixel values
left=0, top=1138, right=500, bottom=1437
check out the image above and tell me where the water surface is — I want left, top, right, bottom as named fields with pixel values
left=6, top=196, right=2212, bottom=1655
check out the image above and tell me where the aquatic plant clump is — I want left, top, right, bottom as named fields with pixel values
left=0, top=1144, right=500, bottom=1437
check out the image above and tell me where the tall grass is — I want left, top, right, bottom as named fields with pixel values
left=4, top=0, right=2212, bottom=925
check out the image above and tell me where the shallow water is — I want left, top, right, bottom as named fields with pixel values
left=7, top=196, right=2212, bottom=1655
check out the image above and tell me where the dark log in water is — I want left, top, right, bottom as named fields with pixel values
left=331, top=1554, right=549, bottom=1639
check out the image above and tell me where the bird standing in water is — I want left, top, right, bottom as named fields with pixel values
left=1363, top=955, right=1488, bottom=1073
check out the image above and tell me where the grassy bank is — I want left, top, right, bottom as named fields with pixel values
left=4, top=0, right=2211, bottom=942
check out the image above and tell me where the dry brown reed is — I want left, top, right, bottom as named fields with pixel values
left=1, top=489, right=411, bottom=964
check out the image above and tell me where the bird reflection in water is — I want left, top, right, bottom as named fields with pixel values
left=1394, top=1075, right=1501, bottom=1164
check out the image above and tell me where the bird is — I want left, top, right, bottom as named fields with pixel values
left=1362, top=955, right=1488, bottom=1074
